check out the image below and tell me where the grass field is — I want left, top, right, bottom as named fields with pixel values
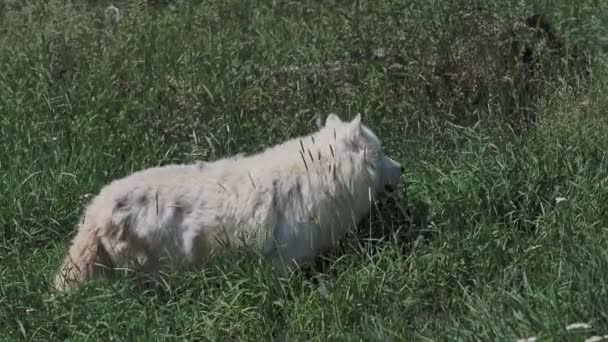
left=1, top=0, right=608, bottom=340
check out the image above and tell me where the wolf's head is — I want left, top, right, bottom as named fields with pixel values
left=324, top=113, right=403, bottom=197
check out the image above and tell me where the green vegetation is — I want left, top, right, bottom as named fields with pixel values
left=1, top=0, right=607, bottom=340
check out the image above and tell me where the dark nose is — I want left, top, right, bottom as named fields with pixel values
left=400, top=166, right=405, bottom=173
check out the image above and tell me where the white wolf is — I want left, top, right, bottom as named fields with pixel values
left=53, top=113, right=403, bottom=291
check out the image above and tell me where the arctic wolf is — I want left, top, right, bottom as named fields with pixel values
left=53, top=113, right=403, bottom=291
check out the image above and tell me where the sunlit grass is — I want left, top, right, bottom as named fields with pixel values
left=1, top=0, right=607, bottom=340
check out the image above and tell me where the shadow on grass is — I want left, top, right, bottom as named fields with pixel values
left=306, top=183, right=432, bottom=278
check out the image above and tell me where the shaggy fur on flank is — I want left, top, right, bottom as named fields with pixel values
left=53, top=114, right=403, bottom=291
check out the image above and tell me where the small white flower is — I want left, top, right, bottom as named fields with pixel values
left=516, top=337, right=537, bottom=342
left=585, top=336, right=604, bottom=342
left=315, top=275, right=330, bottom=300
left=566, top=322, right=592, bottom=331
left=566, top=322, right=591, bottom=331
left=372, top=47, right=386, bottom=59
left=105, top=5, right=121, bottom=26
left=318, top=280, right=330, bottom=299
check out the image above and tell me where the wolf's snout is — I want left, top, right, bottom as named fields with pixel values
left=384, top=184, right=396, bottom=193
left=379, top=156, right=402, bottom=193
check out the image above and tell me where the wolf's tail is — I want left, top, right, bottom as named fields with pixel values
left=53, top=222, right=115, bottom=292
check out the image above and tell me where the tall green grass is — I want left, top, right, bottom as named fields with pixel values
left=1, top=0, right=607, bottom=340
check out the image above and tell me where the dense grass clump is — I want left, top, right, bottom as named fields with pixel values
left=1, top=0, right=608, bottom=340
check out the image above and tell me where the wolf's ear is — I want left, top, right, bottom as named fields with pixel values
left=350, top=114, right=362, bottom=136
left=325, top=113, right=342, bottom=127
left=345, top=113, right=364, bottom=150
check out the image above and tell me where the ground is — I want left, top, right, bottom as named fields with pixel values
left=1, top=0, right=608, bottom=340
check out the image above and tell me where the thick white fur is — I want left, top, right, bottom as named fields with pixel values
left=53, top=114, right=402, bottom=291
